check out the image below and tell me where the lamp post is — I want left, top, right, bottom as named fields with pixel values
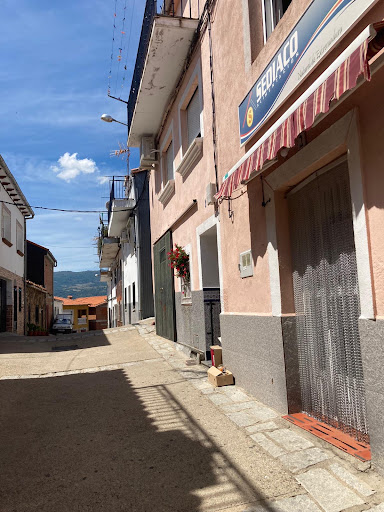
left=100, top=114, right=128, bottom=126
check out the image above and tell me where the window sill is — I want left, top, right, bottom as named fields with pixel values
left=158, top=179, right=175, bottom=205
left=176, top=137, right=203, bottom=178
left=181, top=300, right=192, bottom=306
left=2, top=238, right=12, bottom=248
left=17, top=250, right=24, bottom=257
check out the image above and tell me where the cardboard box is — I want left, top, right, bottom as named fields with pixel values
left=207, top=366, right=234, bottom=387
left=210, top=345, right=223, bottom=367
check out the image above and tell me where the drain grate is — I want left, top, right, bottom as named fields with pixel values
left=283, top=413, right=371, bottom=461
left=51, top=345, right=79, bottom=352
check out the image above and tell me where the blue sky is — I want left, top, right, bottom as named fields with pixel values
left=0, top=0, right=144, bottom=271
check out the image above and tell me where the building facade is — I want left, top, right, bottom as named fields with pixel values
left=0, top=155, right=34, bottom=334
left=26, top=240, right=57, bottom=331
left=57, top=296, right=107, bottom=332
left=98, top=173, right=154, bottom=327
left=127, top=1, right=384, bottom=472
left=54, top=297, right=64, bottom=318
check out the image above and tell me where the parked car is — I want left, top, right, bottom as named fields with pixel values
left=52, top=314, right=73, bottom=334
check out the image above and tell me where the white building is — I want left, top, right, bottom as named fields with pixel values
left=99, top=172, right=154, bottom=327
left=0, top=155, right=34, bottom=334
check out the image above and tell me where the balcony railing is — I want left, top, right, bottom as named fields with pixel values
left=108, top=178, right=126, bottom=223
left=127, top=0, right=196, bottom=134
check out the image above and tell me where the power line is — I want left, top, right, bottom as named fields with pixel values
left=121, top=0, right=136, bottom=93
left=0, top=198, right=102, bottom=213
left=114, top=0, right=128, bottom=96
left=108, top=0, right=118, bottom=96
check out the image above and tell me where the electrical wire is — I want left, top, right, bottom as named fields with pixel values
left=0, top=198, right=103, bottom=214
left=114, top=0, right=128, bottom=97
left=121, top=0, right=136, bottom=94
left=108, top=0, right=118, bottom=96
left=0, top=172, right=150, bottom=215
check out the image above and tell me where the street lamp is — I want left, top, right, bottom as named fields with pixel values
left=100, top=114, right=128, bottom=126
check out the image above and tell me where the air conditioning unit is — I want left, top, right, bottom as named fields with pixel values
left=140, top=136, right=157, bottom=168
left=206, top=182, right=217, bottom=205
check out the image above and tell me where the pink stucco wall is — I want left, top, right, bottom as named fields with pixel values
left=149, top=0, right=384, bottom=315
left=149, top=43, right=218, bottom=293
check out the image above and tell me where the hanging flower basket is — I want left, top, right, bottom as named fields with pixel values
left=167, top=244, right=190, bottom=282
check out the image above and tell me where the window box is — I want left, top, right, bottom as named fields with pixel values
left=159, top=179, right=175, bottom=205
left=176, top=137, right=203, bottom=178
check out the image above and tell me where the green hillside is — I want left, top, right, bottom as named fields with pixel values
left=54, top=271, right=107, bottom=299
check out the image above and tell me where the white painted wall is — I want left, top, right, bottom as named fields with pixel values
left=200, top=225, right=220, bottom=288
left=53, top=299, right=63, bottom=318
left=0, top=185, right=25, bottom=277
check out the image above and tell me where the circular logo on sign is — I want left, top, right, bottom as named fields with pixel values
left=247, top=107, right=254, bottom=127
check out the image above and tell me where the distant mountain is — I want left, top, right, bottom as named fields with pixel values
left=54, top=271, right=107, bottom=299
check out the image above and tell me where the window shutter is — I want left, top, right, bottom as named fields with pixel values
left=166, top=141, right=174, bottom=182
left=187, top=88, right=201, bottom=147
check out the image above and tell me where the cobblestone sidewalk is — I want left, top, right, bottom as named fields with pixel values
left=135, top=321, right=384, bottom=512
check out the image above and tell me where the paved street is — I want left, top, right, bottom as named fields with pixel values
left=0, top=323, right=383, bottom=512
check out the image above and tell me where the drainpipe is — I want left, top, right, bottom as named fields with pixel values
left=134, top=185, right=142, bottom=321
left=207, top=7, right=219, bottom=193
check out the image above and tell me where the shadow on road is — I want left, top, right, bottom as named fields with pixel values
left=0, top=368, right=278, bottom=512
left=0, top=331, right=113, bottom=354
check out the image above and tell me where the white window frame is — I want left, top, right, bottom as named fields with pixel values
left=1, top=205, right=11, bottom=245
left=165, top=140, right=174, bottom=183
left=179, top=243, right=193, bottom=304
left=159, top=121, right=174, bottom=187
left=177, top=60, right=204, bottom=160
left=16, top=220, right=23, bottom=255
left=262, top=0, right=291, bottom=42
left=186, top=88, right=201, bottom=148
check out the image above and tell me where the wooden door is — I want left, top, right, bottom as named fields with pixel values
left=153, top=231, right=176, bottom=341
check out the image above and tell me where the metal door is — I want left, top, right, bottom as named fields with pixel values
left=153, top=231, right=176, bottom=341
left=288, top=159, right=368, bottom=441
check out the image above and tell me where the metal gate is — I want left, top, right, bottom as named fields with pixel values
left=288, top=159, right=368, bottom=442
left=153, top=231, right=176, bottom=341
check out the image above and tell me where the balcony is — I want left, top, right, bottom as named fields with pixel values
left=99, top=237, right=119, bottom=268
left=107, top=178, right=135, bottom=237
left=100, top=270, right=111, bottom=282
left=128, top=0, right=199, bottom=147
left=98, top=214, right=120, bottom=269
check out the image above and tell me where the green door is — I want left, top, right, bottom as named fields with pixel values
left=153, top=231, right=176, bottom=341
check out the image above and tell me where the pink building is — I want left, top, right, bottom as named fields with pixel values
left=127, top=0, right=384, bottom=473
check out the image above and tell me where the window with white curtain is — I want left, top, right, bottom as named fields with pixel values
left=186, top=88, right=201, bottom=147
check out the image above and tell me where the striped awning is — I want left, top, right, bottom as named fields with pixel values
left=215, top=24, right=383, bottom=201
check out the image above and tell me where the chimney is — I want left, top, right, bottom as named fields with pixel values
left=67, top=295, right=73, bottom=299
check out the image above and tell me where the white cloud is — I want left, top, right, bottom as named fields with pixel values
left=96, top=175, right=109, bottom=185
left=51, top=152, right=98, bottom=182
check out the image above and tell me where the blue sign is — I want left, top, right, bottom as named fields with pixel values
left=239, top=0, right=369, bottom=145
